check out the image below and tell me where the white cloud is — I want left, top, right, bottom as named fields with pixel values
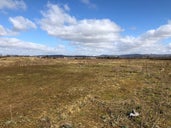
left=115, top=21, right=171, bottom=54
left=64, top=4, right=70, bottom=11
left=40, top=3, right=77, bottom=26
left=0, top=16, right=36, bottom=36
left=0, top=0, right=26, bottom=10
left=139, top=21, right=171, bottom=43
left=40, top=3, right=122, bottom=43
left=81, top=0, right=96, bottom=8
left=0, top=25, right=8, bottom=36
left=1, top=3, right=169, bottom=55
left=39, top=3, right=171, bottom=55
left=0, top=37, right=66, bottom=55
left=0, top=24, right=17, bottom=36
left=9, top=16, right=37, bottom=31
left=169, top=43, right=171, bottom=48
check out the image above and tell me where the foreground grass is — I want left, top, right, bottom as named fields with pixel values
left=0, top=57, right=171, bottom=128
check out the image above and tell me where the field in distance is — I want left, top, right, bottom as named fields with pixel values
left=0, top=57, right=171, bottom=128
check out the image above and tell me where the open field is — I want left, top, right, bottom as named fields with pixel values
left=0, top=57, right=171, bottom=128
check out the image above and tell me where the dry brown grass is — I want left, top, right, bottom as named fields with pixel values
left=0, top=57, right=170, bottom=128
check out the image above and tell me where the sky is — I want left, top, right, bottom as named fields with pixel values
left=0, top=0, right=171, bottom=55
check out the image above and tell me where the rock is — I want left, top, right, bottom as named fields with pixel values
left=129, top=109, right=139, bottom=117
left=101, top=115, right=107, bottom=122
left=39, top=116, right=51, bottom=128
left=5, top=120, right=13, bottom=125
left=59, top=123, right=73, bottom=128
left=5, top=120, right=16, bottom=125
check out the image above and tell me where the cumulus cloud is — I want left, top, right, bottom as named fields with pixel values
left=39, top=3, right=171, bottom=55
left=128, top=21, right=171, bottom=52
left=0, top=0, right=26, bottom=10
left=9, top=16, right=37, bottom=31
left=39, top=3, right=124, bottom=55
left=1, top=2, right=168, bottom=55
left=115, top=21, right=171, bottom=54
left=139, top=21, right=171, bottom=43
left=0, top=16, right=36, bottom=36
left=0, top=25, right=8, bottom=36
left=0, top=24, right=17, bottom=36
left=40, top=3, right=122, bottom=43
left=40, top=4, right=77, bottom=26
left=0, top=37, right=66, bottom=55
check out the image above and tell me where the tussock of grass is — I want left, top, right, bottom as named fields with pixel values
left=0, top=57, right=171, bottom=127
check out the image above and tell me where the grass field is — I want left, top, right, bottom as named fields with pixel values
left=0, top=57, right=171, bottom=128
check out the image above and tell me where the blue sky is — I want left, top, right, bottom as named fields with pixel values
left=0, top=0, right=171, bottom=55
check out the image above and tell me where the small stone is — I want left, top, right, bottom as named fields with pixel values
left=5, top=120, right=12, bottom=125
left=59, top=123, right=73, bottom=128
left=39, top=116, right=51, bottom=128
left=5, top=120, right=16, bottom=125
left=129, top=109, right=139, bottom=117
left=101, top=115, right=108, bottom=123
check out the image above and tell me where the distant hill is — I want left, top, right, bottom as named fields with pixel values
left=99, top=54, right=171, bottom=59
left=1, top=54, right=171, bottom=60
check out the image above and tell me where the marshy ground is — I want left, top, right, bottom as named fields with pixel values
left=0, top=57, right=171, bottom=128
